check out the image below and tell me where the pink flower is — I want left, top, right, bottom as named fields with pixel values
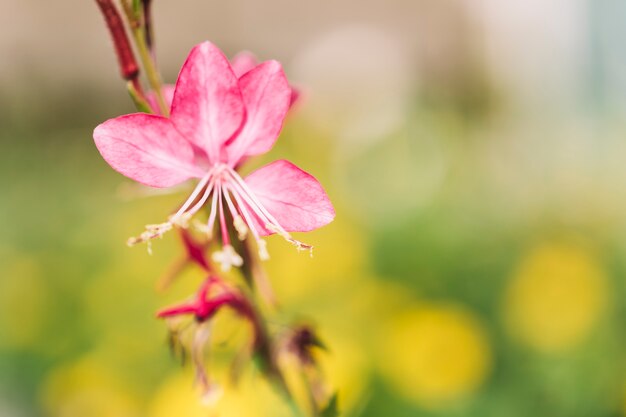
left=94, top=42, right=334, bottom=270
left=231, top=51, right=300, bottom=107
left=146, top=50, right=300, bottom=116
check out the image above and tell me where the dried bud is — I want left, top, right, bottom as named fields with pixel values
left=287, top=325, right=327, bottom=366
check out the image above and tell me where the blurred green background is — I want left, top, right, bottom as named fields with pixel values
left=2, top=0, right=626, bottom=416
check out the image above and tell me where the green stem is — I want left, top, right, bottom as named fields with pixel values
left=127, top=80, right=153, bottom=113
left=239, top=287, right=306, bottom=416
left=133, top=26, right=169, bottom=115
left=120, top=0, right=169, bottom=116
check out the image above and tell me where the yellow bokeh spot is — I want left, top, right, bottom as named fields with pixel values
left=504, top=242, right=608, bottom=353
left=379, top=304, right=492, bottom=408
left=41, top=356, right=141, bottom=417
left=149, top=370, right=290, bottom=417
left=0, top=255, right=47, bottom=349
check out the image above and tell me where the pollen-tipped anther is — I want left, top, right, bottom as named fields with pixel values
left=212, top=245, right=243, bottom=271
left=257, top=239, right=270, bottom=260
left=233, top=215, right=248, bottom=240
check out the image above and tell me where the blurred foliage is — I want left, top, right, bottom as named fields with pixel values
left=1, top=83, right=625, bottom=417
left=3, top=2, right=626, bottom=414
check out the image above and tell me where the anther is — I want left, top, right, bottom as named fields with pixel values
left=233, top=215, right=248, bottom=240
left=127, top=221, right=173, bottom=248
left=169, top=212, right=192, bottom=228
left=211, top=245, right=243, bottom=272
left=193, top=220, right=213, bottom=238
left=257, top=239, right=269, bottom=260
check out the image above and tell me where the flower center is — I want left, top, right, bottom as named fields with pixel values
left=128, top=164, right=312, bottom=269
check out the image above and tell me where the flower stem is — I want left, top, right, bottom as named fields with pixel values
left=142, top=0, right=154, bottom=53
left=94, top=0, right=144, bottom=97
left=133, top=26, right=169, bottom=115
left=242, top=299, right=306, bottom=416
left=120, top=0, right=169, bottom=116
left=238, top=256, right=322, bottom=416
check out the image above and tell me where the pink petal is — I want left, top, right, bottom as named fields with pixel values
left=230, top=51, right=258, bottom=77
left=170, top=42, right=245, bottom=163
left=93, top=113, right=203, bottom=188
left=232, top=52, right=300, bottom=109
left=244, top=160, right=335, bottom=235
left=146, top=84, right=175, bottom=115
left=226, top=61, right=291, bottom=165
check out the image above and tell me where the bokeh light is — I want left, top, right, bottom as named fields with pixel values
left=504, top=242, right=609, bottom=353
left=379, top=304, right=492, bottom=408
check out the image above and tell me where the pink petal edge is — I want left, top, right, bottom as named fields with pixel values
left=93, top=113, right=203, bottom=188
left=231, top=51, right=300, bottom=109
left=227, top=60, right=291, bottom=165
left=244, top=160, right=335, bottom=236
left=231, top=51, right=259, bottom=78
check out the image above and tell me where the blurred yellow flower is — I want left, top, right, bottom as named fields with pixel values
left=148, top=370, right=290, bottom=417
left=504, top=242, right=609, bottom=353
left=378, top=304, right=492, bottom=408
left=41, top=356, right=141, bottom=417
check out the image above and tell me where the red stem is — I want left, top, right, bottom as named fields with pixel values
left=94, top=0, right=143, bottom=93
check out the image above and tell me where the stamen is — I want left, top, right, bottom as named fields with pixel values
left=223, top=187, right=247, bottom=240
left=127, top=173, right=214, bottom=249
left=233, top=215, right=248, bottom=240
left=225, top=168, right=282, bottom=227
left=217, top=186, right=230, bottom=246
left=171, top=171, right=212, bottom=222
left=169, top=212, right=191, bottom=229
left=175, top=179, right=215, bottom=223
left=204, top=181, right=220, bottom=239
left=226, top=184, right=269, bottom=260
left=127, top=221, right=173, bottom=251
left=212, top=244, right=243, bottom=272
left=265, top=224, right=313, bottom=255
left=225, top=168, right=314, bottom=254
left=257, top=239, right=269, bottom=261
left=193, top=220, right=213, bottom=237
